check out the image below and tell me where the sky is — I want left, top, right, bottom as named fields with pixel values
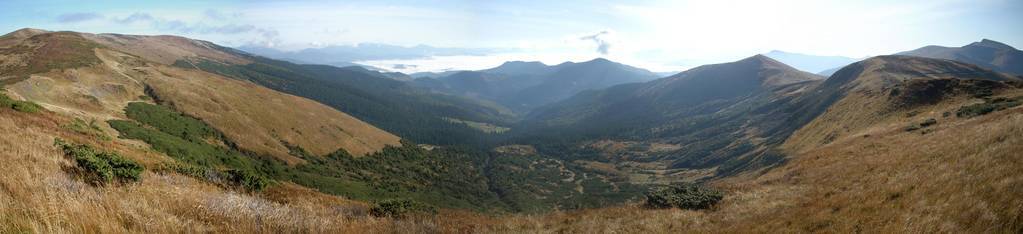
left=1, top=0, right=1021, bottom=72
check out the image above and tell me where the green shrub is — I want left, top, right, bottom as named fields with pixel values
left=226, top=169, right=270, bottom=191
left=55, top=139, right=144, bottom=184
left=370, top=199, right=438, bottom=218
left=103, top=152, right=144, bottom=182
left=644, top=183, right=723, bottom=210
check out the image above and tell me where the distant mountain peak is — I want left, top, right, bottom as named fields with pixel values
left=484, top=60, right=552, bottom=76
left=746, top=54, right=773, bottom=61
left=498, top=60, right=545, bottom=66
left=740, top=54, right=790, bottom=68
left=968, top=39, right=1016, bottom=50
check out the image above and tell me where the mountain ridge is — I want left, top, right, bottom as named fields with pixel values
left=898, top=38, right=1023, bottom=75
left=416, top=57, right=661, bottom=112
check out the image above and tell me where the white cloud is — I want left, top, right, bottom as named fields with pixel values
left=579, top=30, right=614, bottom=55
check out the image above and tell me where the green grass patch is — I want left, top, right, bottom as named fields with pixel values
left=442, top=117, right=511, bottom=133
left=63, top=118, right=111, bottom=141
left=0, top=92, right=43, bottom=113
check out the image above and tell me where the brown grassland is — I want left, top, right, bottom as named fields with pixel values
left=2, top=85, right=1020, bottom=233
left=1, top=30, right=1021, bottom=233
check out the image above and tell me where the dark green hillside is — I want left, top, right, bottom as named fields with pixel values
left=173, top=56, right=515, bottom=147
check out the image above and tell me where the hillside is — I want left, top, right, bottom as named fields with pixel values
left=783, top=55, right=1020, bottom=152
left=0, top=105, right=411, bottom=232
left=519, top=55, right=824, bottom=178
left=898, top=39, right=1023, bottom=75
left=0, top=29, right=401, bottom=163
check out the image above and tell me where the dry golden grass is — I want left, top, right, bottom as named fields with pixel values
left=0, top=107, right=452, bottom=233
left=140, top=63, right=401, bottom=162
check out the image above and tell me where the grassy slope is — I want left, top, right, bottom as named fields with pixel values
left=142, top=64, right=401, bottom=162
left=1, top=30, right=401, bottom=164
left=436, top=91, right=1023, bottom=233
left=0, top=105, right=406, bottom=233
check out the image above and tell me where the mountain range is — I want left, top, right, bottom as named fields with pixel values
left=1, top=28, right=1022, bottom=232
left=414, top=58, right=661, bottom=112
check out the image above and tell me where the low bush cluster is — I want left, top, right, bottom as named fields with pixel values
left=55, top=139, right=144, bottom=184
left=956, top=96, right=1022, bottom=118
left=161, top=163, right=270, bottom=191
left=644, top=183, right=723, bottom=210
left=369, top=199, right=438, bottom=218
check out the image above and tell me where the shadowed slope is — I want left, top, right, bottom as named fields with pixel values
left=899, top=39, right=1023, bottom=75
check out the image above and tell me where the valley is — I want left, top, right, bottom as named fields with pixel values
left=1, top=21, right=1021, bottom=233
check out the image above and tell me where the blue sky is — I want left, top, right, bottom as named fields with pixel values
left=2, top=0, right=1021, bottom=72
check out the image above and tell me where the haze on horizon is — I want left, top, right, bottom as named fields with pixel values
left=3, top=0, right=1021, bottom=72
